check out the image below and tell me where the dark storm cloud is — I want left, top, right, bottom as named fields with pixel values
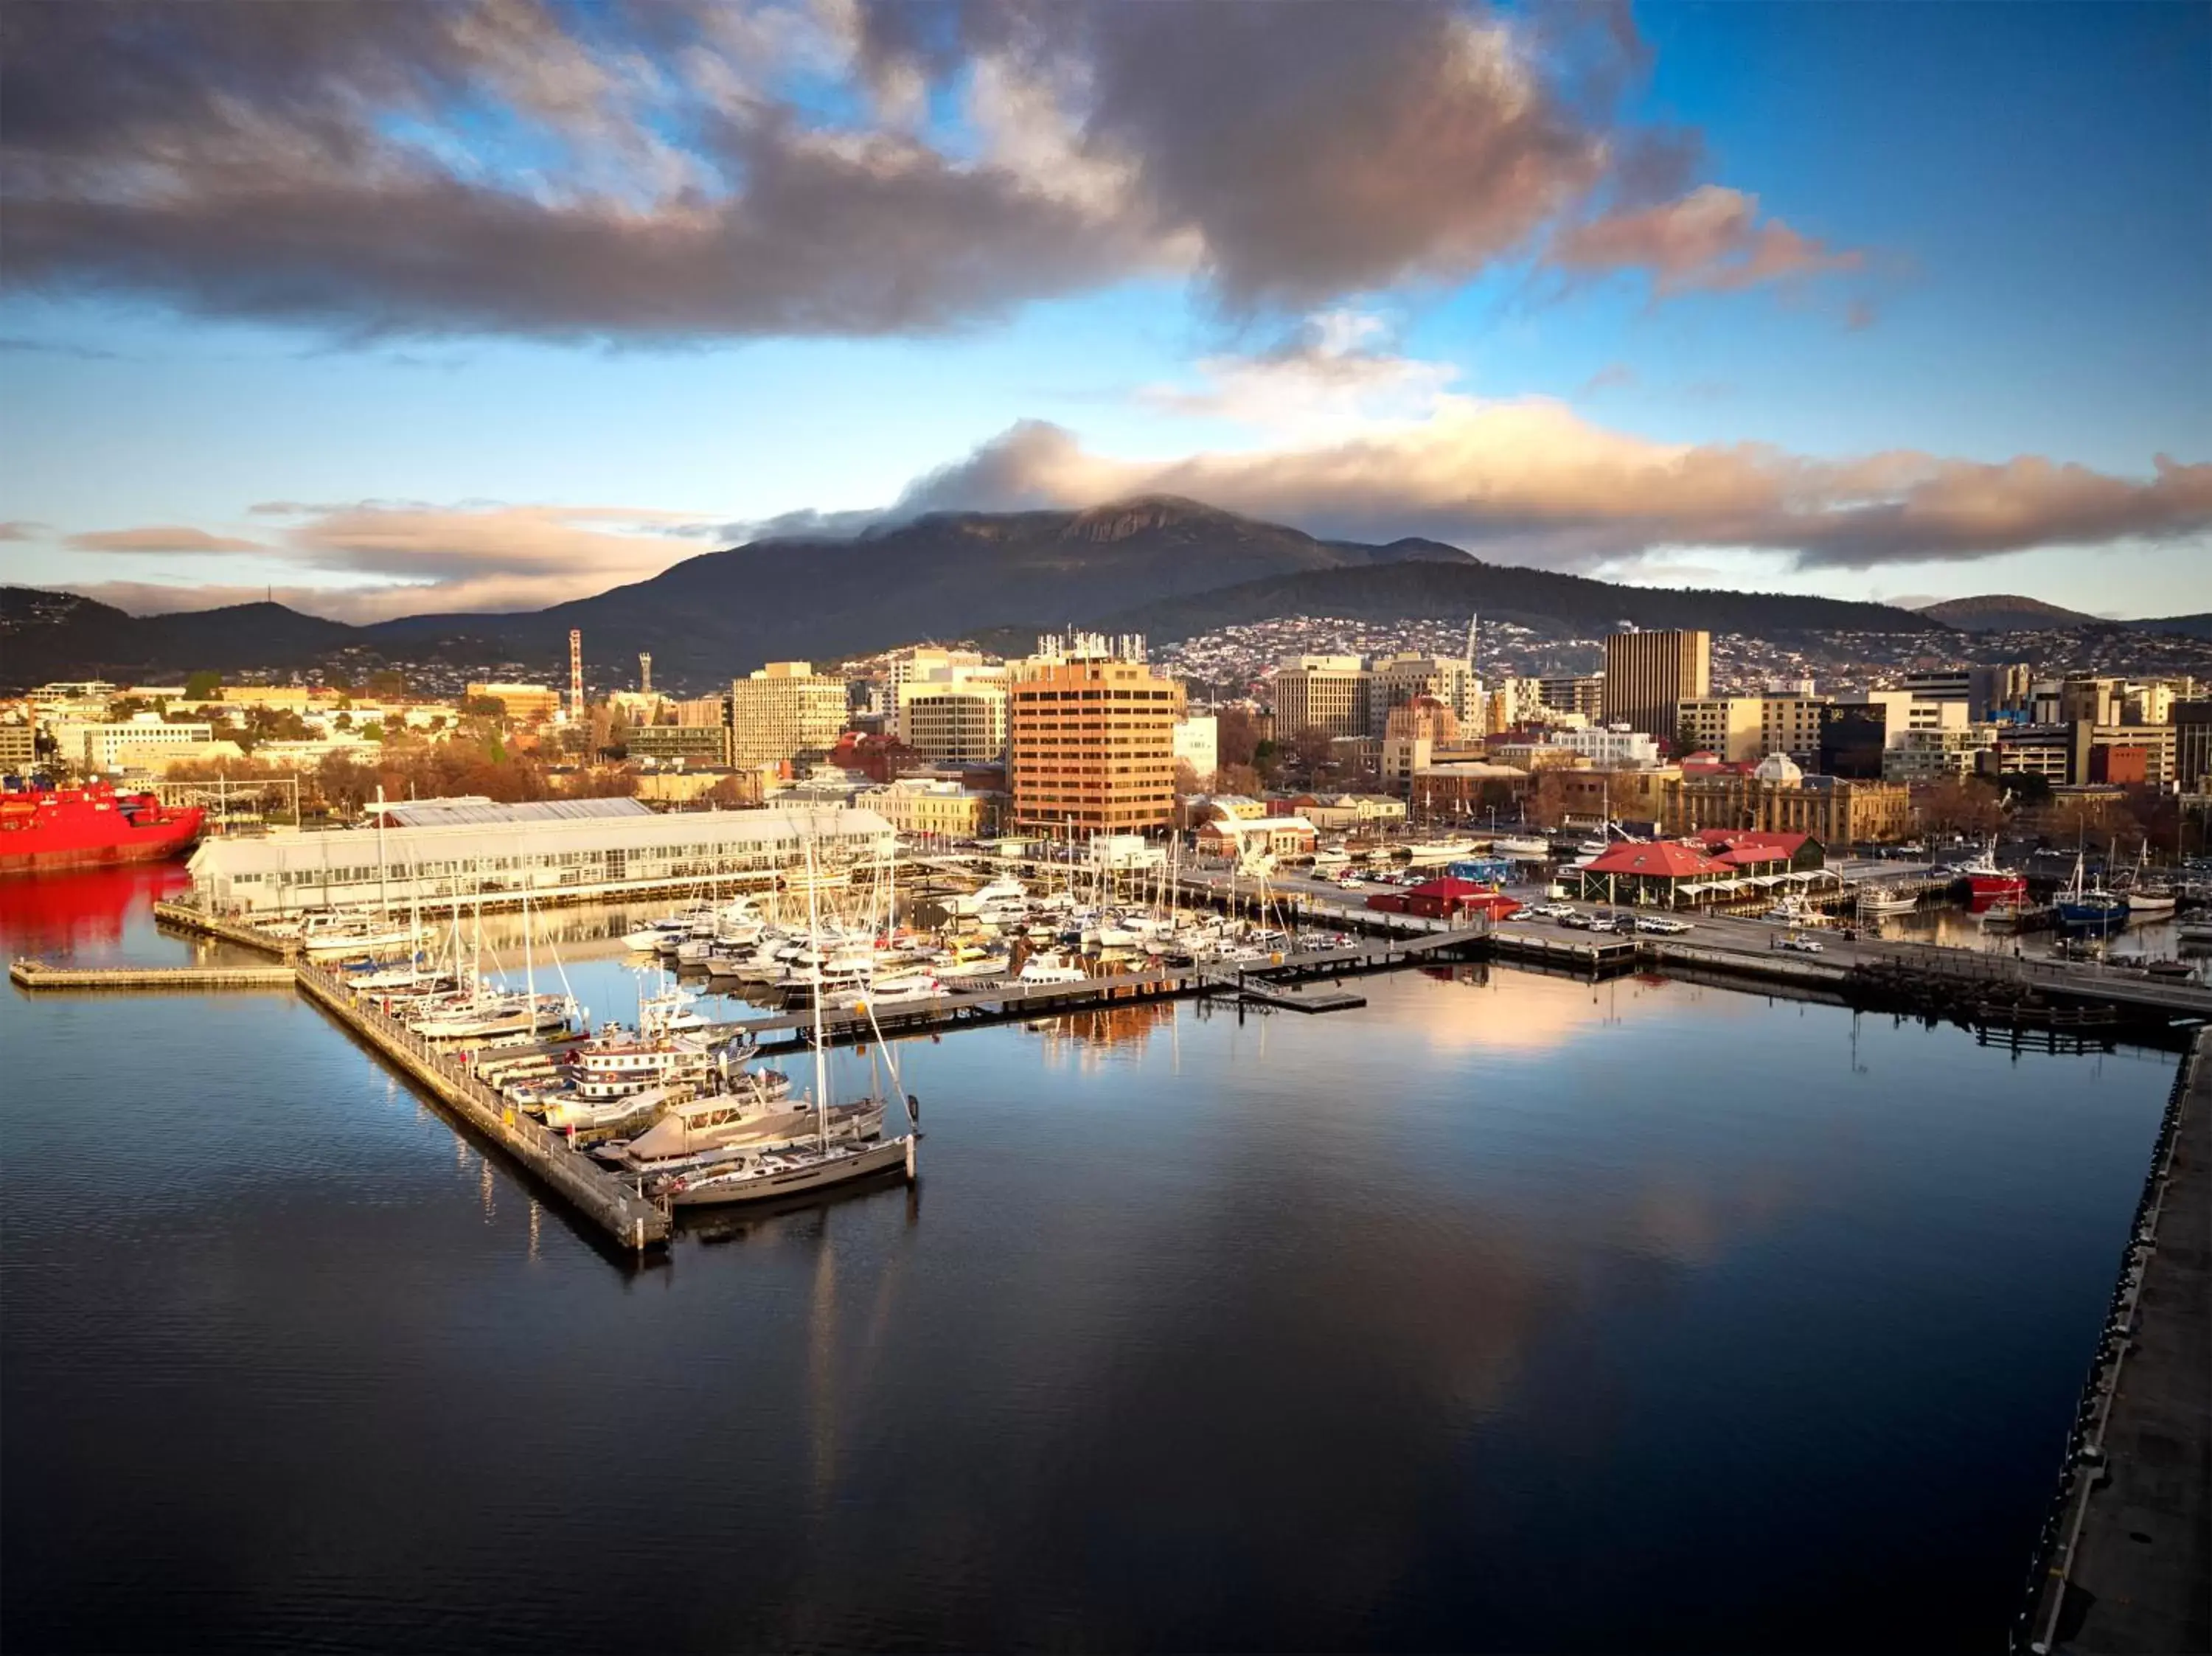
left=0, top=0, right=1860, bottom=342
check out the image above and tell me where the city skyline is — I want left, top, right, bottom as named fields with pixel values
left=3, top=1, right=2208, bottom=622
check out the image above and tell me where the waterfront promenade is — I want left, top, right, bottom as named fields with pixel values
left=2028, top=1029, right=2211, bottom=1655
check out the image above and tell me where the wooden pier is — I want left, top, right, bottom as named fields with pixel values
left=10, top=959, right=298, bottom=991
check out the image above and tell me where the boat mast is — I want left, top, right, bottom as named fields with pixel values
left=806, top=817, right=827, bottom=1149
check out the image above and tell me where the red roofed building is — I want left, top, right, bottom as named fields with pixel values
left=1688, top=827, right=1823, bottom=870
left=1572, top=839, right=1733, bottom=907
left=1366, top=877, right=1522, bottom=922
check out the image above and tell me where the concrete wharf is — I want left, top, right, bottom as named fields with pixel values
left=9, top=959, right=298, bottom=991
left=293, top=963, right=669, bottom=1251
left=152, top=899, right=297, bottom=957
left=2020, top=1028, right=2210, bottom=1654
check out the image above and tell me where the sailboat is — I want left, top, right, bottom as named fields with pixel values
left=2123, top=840, right=2177, bottom=914
left=655, top=826, right=918, bottom=1207
left=2053, top=849, right=2128, bottom=937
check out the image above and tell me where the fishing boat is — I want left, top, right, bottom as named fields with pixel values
left=1855, top=887, right=1919, bottom=916
left=2053, top=851, right=2129, bottom=938
left=1954, top=841, right=2028, bottom=908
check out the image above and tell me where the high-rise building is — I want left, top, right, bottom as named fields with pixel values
left=2176, top=701, right=2212, bottom=792
left=1368, top=653, right=1475, bottom=735
left=726, top=662, right=850, bottom=766
left=1602, top=630, right=1709, bottom=741
left=1274, top=655, right=1371, bottom=739
left=1009, top=644, right=1184, bottom=833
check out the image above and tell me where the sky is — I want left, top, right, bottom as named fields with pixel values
left=1, top=0, right=2207, bottom=624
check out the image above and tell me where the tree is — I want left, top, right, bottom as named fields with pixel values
left=1290, top=725, right=1338, bottom=776
left=1172, top=760, right=1202, bottom=798
left=463, top=695, right=507, bottom=719
left=1917, top=774, right=2004, bottom=838
left=1217, top=762, right=1263, bottom=798
left=1215, top=706, right=1262, bottom=771
left=184, top=669, right=222, bottom=700
left=366, top=669, right=407, bottom=698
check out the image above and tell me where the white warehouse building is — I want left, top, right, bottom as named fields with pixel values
left=187, top=797, right=894, bottom=915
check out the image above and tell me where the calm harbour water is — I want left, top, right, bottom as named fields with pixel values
left=1, top=868, right=2178, bottom=1652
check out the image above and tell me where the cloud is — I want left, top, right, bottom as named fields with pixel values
left=65, top=525, right=270, bottom=554
left=0, top=521, right=45, bottom=541
left=1137, top=310, right=1461, bottom=437
left=1551, top=185, right=1862, bottom=296
left=1577, top=363, right=1638, bottom=397
left=0, top=1, right=1856, bottom=341
left=891, top=375, right=2212, bottom=571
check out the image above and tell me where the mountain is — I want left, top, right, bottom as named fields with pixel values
left=1915, top=594, right=2100, bottom=632
left=1, top=587, right=359, bottom=689
left=360, top=495, right=1453, bottom=675
left=1, top=496, right=1946, bottom=688
left=1102, top=556, right=1940, bottom=642
left=2125, top=613, right=2212, bottom=641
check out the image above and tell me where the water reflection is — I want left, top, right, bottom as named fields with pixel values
left=0, top=872, right=2183, bottom=1653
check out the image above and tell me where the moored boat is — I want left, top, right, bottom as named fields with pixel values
left=1, top=782, right=204, bottom=875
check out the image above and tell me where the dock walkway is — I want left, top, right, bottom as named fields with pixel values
left=10, top=959, right=297, bottom=990
left=2023, top=1029, right=2210, bottom=1654
left=294, top=964, right=669, bottom=1251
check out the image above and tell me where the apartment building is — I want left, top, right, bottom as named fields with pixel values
left=1602, top=630, right=1709, bottom=741
left=726, top=662, right=850, bottom=767
left=1536, top=675, right=1606, bottom=720
left=1009, top=650, right=1184, bottom=832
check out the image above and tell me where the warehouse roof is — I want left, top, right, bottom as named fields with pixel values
left=374, top=796, right=653, bottom=827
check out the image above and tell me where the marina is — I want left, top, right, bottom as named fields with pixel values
left=4, top=862, right=2190, bottom=1653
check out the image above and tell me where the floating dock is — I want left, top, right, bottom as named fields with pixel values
left=9, top=959, right=298, bottom=991
left=2020, top=1028, right=2210, bottom=1655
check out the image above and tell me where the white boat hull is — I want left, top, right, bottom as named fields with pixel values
left=667, top=1135, right=914, bottom=1208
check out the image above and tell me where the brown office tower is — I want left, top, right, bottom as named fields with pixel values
left=1603, top=629, right=1711, bottom=742
left=1010, top=644, right=1185, bottom=834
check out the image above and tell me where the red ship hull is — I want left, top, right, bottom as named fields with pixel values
left=1973, top=871, right=2026, bottom=911
left=0, top=785, right=206, bottom=877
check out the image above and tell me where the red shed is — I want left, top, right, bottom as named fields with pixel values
left=1368, top=877, right=1522, bottom=921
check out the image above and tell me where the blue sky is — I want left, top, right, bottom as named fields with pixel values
left=1, top=1, right=2205, bottom=621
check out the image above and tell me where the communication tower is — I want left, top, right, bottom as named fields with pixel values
left=568, top=628, right=583, bottom=722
